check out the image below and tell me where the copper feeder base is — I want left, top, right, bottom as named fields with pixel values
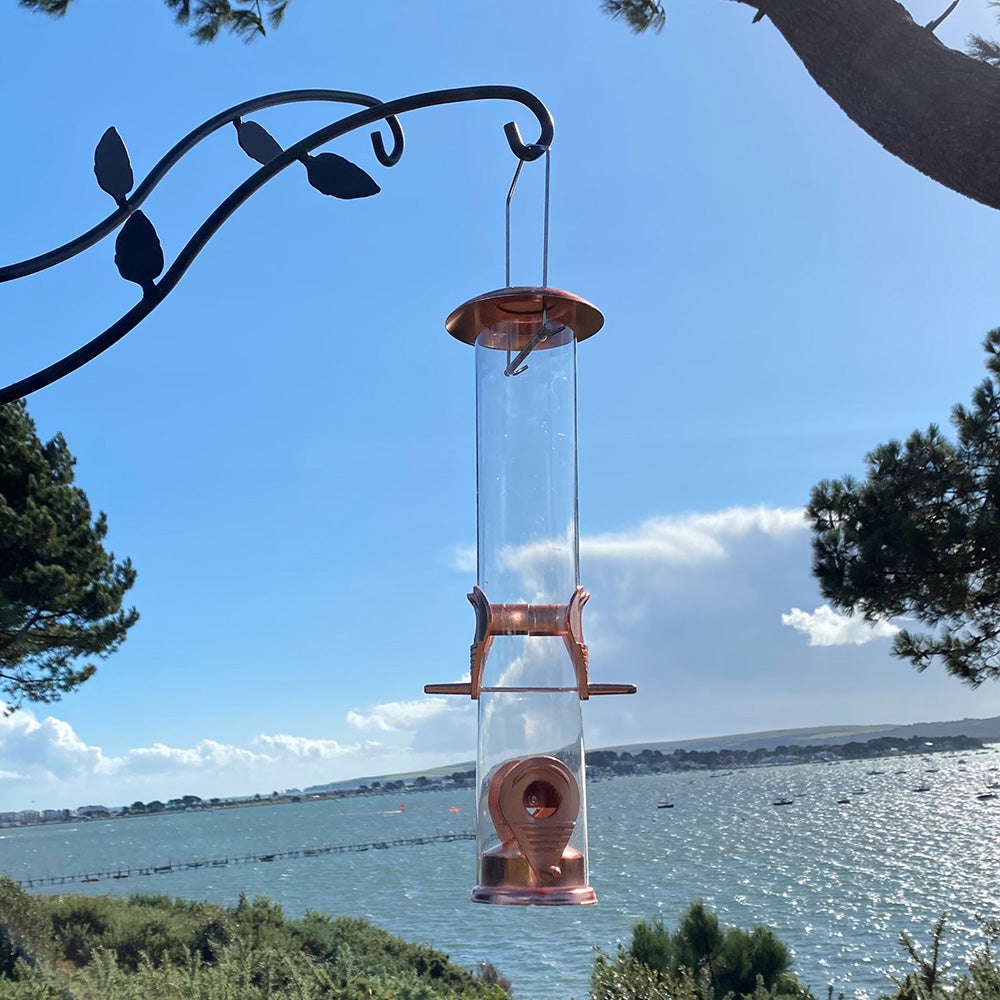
left=472, top=885, right=597, bottom=906
left=474, top=845, right=596, bottom=905
left=471, top=758, right=597, bottom=905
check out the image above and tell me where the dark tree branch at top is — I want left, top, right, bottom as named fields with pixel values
left=926, top=0, right=962, bottom=33
left=758, top=0, right=1000, bottom=211
left=606, top=0, right=1000, bottom=213
left=20, top=0, right=1000, bottom=210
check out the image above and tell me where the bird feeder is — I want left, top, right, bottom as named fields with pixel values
left=425, top=286, right=635, bottom=905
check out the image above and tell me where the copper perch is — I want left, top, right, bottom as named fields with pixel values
left=424, top=585, right=636, bottom=700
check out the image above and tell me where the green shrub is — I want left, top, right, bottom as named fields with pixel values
left=592, top=945, right=699, bottom=1000
left=600, top=902, right=812, bottom=1000
left=46, top=895, right=117, bottom=966
left=882, top=915, right=1000, bottom=1000
left=0, top=887, right=509, bottom=999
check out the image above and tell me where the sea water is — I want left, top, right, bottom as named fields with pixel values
left=3, top=749, right=1000, bottom=1000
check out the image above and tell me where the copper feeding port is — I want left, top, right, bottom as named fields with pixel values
left=472, top=756, right=596, bottom=906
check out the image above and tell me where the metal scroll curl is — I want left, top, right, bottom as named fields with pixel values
left=0, top=85, right=554, bottom=406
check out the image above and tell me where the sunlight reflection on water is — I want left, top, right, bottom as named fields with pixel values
left=2, top=748, right=999, bottom=1000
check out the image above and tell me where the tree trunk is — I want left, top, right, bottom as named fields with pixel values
left=747, top=0, right=1000, bottom=210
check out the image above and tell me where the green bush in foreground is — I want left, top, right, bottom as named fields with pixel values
left=5, top=877, right=1000, bottom=1000
left=0, top=877, right=508, bottom=1000
left=592, top=904, right=1000, bottom=1000
left=880, top=914, right=1000, bottom=1000
left=592, top=901, right=813, bottom=1000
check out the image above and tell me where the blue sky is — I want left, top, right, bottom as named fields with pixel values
left=3, top=0, right=1000, bottom=811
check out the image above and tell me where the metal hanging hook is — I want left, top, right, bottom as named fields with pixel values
left=504, top=147, right=552, bottom=377
left=503, top=320, right=566, bottom=377
left=505, top=158, right=524, bottom=290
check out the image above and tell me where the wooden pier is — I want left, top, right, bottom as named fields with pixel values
left=16, top=831, right=475, bottom=888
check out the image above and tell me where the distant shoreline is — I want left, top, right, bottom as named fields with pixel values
left=4, top=730, right=992, bottom=831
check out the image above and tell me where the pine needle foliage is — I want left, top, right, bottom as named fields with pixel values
left=19, top=0, right=288, bottom=42
left=0, top=401, right=138, bottom=711
left=16, top=0, right=72, bottom=15
left=599, top=0, right=666, bottom=33
left=808, top=328, right=1000, bottom=687
left=882, top=914, right=1000, bottom=1000
left=966, top=33, right=1000, bottom=65
left=594, top=901, right=813, bottom=1000
left=968, top=0, right=1000, bottom=65
left=162, top=0, right=288, bottom=43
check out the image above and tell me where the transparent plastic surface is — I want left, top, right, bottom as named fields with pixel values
left=471, top=313, right=592, bottom=903
left=475, top=329, right=578, bottom=605
left=473, top=637, right=591, bottom=903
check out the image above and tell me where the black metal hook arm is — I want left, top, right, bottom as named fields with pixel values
left=0, top=86, right=553, bottom=407
left=0, top=90, right=405, bottom=284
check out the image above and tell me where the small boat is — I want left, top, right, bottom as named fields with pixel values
left=112, top=872, right=128, bottom=879
left=912, top=782, right=931, bottom=792
left=772, top=798, right=794, bottom=806
left=976, top=792, right=998, bottom=801
left=657, top=802, right=674, bottom=809
left=81, top=877, right=100, bottom=883
left=836, top=797, right=851, bottom=804
left=257, top=854, right=275, bottom=862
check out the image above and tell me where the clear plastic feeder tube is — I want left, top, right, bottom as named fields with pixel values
left=474, top=297, right=591, bottom=903
left=471, top=288, right=599, bottom=904
left=424, top=287, right=633, bottom=906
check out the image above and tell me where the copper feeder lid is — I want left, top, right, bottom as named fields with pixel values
left=446, top=286, right=604, bottom=347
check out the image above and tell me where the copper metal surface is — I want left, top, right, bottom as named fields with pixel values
left=470, top=880, right=597, bottom=906
left=472, top=755, right=596, bottom=906
left=445, top=287, right=604, bottom=348
left=424, top=584, right=636, bottom=700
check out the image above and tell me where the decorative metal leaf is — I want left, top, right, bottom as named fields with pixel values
left=94, top=127, right=134, bottom=205
left=305, top=153, right=380, bottom=200
left=114, top=211, right=163, bottom=293
left=236, top=119, right=283, bottom=165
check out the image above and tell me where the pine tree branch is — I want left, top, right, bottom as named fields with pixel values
left=599, top=0, right=665, bottom=34
left=926, top=0, right=961, bottom=33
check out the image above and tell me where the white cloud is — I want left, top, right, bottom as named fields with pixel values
left=254, top=733, right=376, bottom=759
left=0, top=703, right=413, bottom=810
left=0, top=709, right=109, bottom=780
left=119, top=739, right=267, bottom=775
left=4, top=505, right=998, bottom=812
left=582, top=506, right=808, bottom=565
left=449, top=545, right=476, bottom=573
left=426, top=505, right=1000, bottom=757
left=781, top=605, right=900, bottom=646
left=346, top=698, right=451, bottom=732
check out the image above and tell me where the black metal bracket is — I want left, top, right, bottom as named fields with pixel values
left=0, top=86, right=554, bottom=406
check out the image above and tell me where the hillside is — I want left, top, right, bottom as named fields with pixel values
left=314, top=716, right=1000, bottom=793
left=604, top=716, right=1000, bottom=756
